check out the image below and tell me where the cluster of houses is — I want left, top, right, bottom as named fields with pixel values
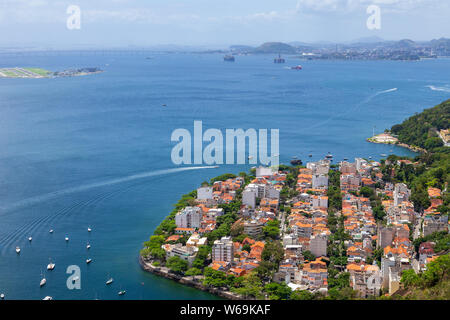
left=158, top=158, right=448, bottom=298
left=274, top=160, right=331, bottom=294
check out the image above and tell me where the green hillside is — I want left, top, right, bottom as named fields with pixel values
left=390, top=99, right=450, bottom=151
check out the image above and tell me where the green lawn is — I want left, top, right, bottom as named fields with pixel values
left=24, top=68, right=51, bottom=76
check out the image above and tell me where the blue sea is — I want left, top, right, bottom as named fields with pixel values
left=0, top=52, right=449, bottom=299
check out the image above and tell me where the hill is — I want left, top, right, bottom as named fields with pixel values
left=390, top=99, right=450, bottom=151
left=252, top=42, right=297, bottom=54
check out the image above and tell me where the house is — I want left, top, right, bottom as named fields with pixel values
left=162, top=243, right=198, bottom=265
left=346, top=262, right=381, bottom=297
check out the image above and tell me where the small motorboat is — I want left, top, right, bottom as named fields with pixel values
left=15, top=246, right=21, bottom=254
left=49, top=229, right=54, bottom=234
left=28, top=236, right=32, bottom=242
left=40, top=278, right=47, bottom=287
left=86, top=243, right=91, bottom=250
left=118, top=290, right=126, bottom=296
left=65, top=236, right=69, bottom=242
left=380, top=154, right=387, bottom=157
left=325, top=153, right=333, bottom=159
left=87, top=227, right=92, bottom=232
left=106, top=278, right=114, bottom=285
left=43, top=296, right=52, bottom=300
left=308, top=154, right=312, bottom=157
left=47, top=261, right=55, bottom=270
left=0, top=293, right=4, bottom=299
left=86, top=258, right=92, bottom=264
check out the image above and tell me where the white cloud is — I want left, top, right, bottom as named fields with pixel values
left=295, top=0, right=448, bottom=13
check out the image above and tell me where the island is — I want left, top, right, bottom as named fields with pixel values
left=0, top=67, right=103, bottom=79
left=140, top=99, right=449, bottom=300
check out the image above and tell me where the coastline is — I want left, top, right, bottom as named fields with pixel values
left=138, top=255, right=247, bottom=300
left=366, top=133, right=426, bottom=154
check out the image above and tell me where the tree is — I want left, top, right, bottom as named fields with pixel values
left=303, top=250, right=315, bottom=261
left=264, top=282, right=292, bottom=300
left=166, top=256, right=188, bottom=274
left=231, top=273, right=263, bottom=299
left=360, top=186, right=374, bottom=198
left=290, top=290, right=315, bottom=300
left=185, top=267, right=203, bottom=276
left=401, top=269, right=421, bottom=288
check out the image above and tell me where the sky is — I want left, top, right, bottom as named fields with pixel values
left=0, top=0, right=449, bottom=48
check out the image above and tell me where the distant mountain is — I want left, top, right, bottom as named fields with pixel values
left=390, top=39, right=417, bottom=49
left=229, top=45, right=255, bottom=52
left=351, top=36, right=385, bottom=43
left=252, top=42, right=297, bottom=54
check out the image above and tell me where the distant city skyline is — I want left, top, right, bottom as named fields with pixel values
left=1, top=0, right=449, bottom=49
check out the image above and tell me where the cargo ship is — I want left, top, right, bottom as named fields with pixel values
left=224, top=55, right=235, bottom=62
left=274, top=54, right=285, bottom=63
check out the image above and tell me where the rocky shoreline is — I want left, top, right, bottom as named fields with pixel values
left=138, top=255, right=249, bottom=300
left=366, top=133, right=426, bottom=154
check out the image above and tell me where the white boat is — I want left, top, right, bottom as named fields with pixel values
left=49, top=229, right=54, bottom=234
left=86, top=243, right=91, bottom=250
left=87, top=227, right=92, bottom=232
left=118, top=290, right=126, bottom=296
left=65, top=236, right=69, bottom=242
left=106, top=278, right=114, bottom=285
left=40, top=278, right=47, bottom=287
left=28, top=236, right=32, bottom=242
left=43, top=296, right=52, bottom=300
left=0, top=293, right=4, bottom=299
left=86, top=258, right=92, bottom=264
left=15, top=246, right=21, bottom=254
left=47, top=261, right=55, bottom=270
left=380, top=153, right=387, bottom=157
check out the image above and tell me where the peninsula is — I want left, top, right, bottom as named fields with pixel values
left=140, top=99, right=449, bottom=300
left=0, top=67, right=103, bottom=79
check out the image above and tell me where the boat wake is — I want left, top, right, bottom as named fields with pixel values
left=303, top=87, right=398, bottom=131
left=0, top=166, right=218, bottom=252
left=426, top=85, right=450, bottom=93
left=377, top=88, right=398, bottom=94
left=0, top=166, right=218, bottom=215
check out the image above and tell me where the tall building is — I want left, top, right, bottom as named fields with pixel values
left=310, top=233, right=328, bottom=257
left=212, top=236, right=234, bottom=262
left=197, top=186, right=213, bottom=200
left=175, top=206, right=202, bottom=229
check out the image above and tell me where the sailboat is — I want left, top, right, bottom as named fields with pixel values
left=47, top=259, right=55, bottom=270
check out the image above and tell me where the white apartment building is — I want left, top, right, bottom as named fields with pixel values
left=175, top=206, right=202, bottom=229
left=212, top=236, right=234, bottom=263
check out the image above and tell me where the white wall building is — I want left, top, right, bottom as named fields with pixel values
left=175, top=206, right=202, bottom=229
left=212, top=236, right=234, bottom=262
